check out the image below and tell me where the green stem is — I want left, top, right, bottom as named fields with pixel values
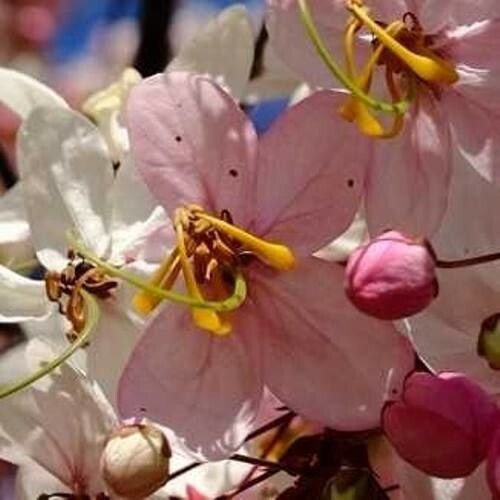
left=298, top=0, right=410, bottom=114
left=0, top=291, right=100, bottom=399
left=67, top=230, right=247, bottom=313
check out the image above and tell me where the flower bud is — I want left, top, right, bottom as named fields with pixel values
left=478, top=313, right=500, bottom=370
left=487, top=427, right=500, bottom=499
left=344, top=230, right=437, bottom=320
left=101, top=422, right=171, bottom=499
left=383, top=372, right=500, bottom=478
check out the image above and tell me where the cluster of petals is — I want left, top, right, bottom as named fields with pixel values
left=118, top=69, right=414, bottom=459
left=266, top=0, right=500, bottom=237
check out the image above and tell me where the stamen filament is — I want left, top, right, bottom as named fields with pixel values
left=176, top=223, right=231, bottom=335
left=0, top=291, right=100, bottom=399
left=133, top=248, right=181, bottom=314
left=344, top=18, right=361, bottom=79
left=196, top=213, right=295, bottom=271
left=348, top=3, right=458, bottom=85
left=67, top=229, right=247, bottom=313
left=298, top=0, right=410, bottom=114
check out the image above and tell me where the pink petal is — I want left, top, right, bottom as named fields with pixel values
left=366, top=93, right=452, bottom=238
left=446, top=0, right=500, bottom=25
left=118, top=304, right=262, bottom=460
left=407, top=155, right=500, bottom=393
left=265, top=0, right=350, bottom=88
left=255, top=90, right=369, bottom=256
left=126, top=72, right=257, bottom=228
left=248, top=257, right=415, bottom=430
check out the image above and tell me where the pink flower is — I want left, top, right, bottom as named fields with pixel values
left=266, top=0, right=500, bottom=237
left=118, top=71, right=414, bottom=459
left=383, top=372, right=500, bottom=478
left=487, top=428, right=500, bottom=499
left=345, top=230, right=438, bottom=320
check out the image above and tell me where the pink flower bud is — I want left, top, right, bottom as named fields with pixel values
left=344, top=230, right=438, bottom=320
left=383, top=372, right=500, bottom=478
left=487, top=427, right=500, bottom=499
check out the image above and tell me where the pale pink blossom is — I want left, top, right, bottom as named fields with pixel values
left=266, top=0, right=500, bottom=236
left=345, top=230, right=437, bottom=319
left=118, top=71, right=414, bottom=459
left=383, top=372, right=500, bottom=478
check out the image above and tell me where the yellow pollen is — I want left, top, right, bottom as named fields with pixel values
left=176, top=222, right=231, bottom=336
left=348, top=3, right=458, bottom=85
left=131, top=206, right=294, bottom=336
left=196, top=213, right=296, bottom=271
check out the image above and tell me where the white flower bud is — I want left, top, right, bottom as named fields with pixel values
left=101, top=423, right=171, bottom=499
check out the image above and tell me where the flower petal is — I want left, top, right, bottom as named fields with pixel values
left=250, top=257, right=415, bottom=430
left=0, top=266, right=49, bottom=322
left=255, top=90, right=369, bottom=255
left=0, top=68, right=67, bottom=119
left=0, top=184, right=34, bottom=265
left=366, top=94, right=452, bottom=238
left=167, top=5, right=254, bottom=100
left=407, top=155, right=500, bottom=393
left=438, top=20, right=500, bottom=183
left=86, top=300, right=142, bottom=409
left=0, top=340, right=116, bottom=494
left=127, top=72, right=257, bottom=227
left=265, top=0, right=349, bottom=88
left=118, top=304, right=262, bottom=460
left=17, top=106, right=114, bottom=267
left=15, top=463, right=69, bottom=499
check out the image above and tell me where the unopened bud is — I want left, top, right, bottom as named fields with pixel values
left=344, top=230, right=438, bottom=320
left=487, top=427, right=500, bottom=499
left=383, top=372, right=500, bottom=478
left=101, top=423, right=171, bottom=499
left=478, top=313, right=500, bottom=370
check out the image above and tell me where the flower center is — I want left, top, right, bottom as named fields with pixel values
left=340, top=1, right=458, bottom=137
left=133, top=205, right=295, bottom=336
left=44, top=250, right=118, bottom=344
left=298, top=0, right=459, bottom=138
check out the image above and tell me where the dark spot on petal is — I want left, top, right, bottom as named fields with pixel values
left=229, top=169, right=238, bottom=177
left=140, top=407, right=146, bottom=412
left=175, top=135, right=182, bottom=142
left=347, top=179, right=354, bottom=188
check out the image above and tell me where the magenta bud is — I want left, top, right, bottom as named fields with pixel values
left=344, top=230, right=438, bottom=320
left=383, top=372, right=500, bottom=478
left=487, top=428, right=500, bottom=499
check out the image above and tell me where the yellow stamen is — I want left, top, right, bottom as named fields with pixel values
left=133, top=248, right=181, bottom=315
left=196, top=213, right=295, bottom=271
left=348, top=3, right=458, bottom=85
left=176, top=223, right=231, bottom=336
left=344, top=18, right=361, bottom=79
left=341, top=20, right=406, bottom=138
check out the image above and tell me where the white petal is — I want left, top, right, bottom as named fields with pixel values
left=17, top=106, right=114, bottom=266
left=0, top=184, right=34, bottom=265
left=0, top=68, right=67, bottom=119
left=167, top=5, right=254, bottom=100
left=15, top=463, right=69, bottom=500
left=0, top=340, right=117, bottom=495
left=244, top=43, right=302, bottom=103
left=0, top=266, right=49, bottom=321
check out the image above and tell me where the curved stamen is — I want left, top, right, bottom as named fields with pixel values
left=298, top=0, right=410, bottom=114
left=67, top=229, right=247, bottom=313
left=175, top=222, right=231, bottom=336
left=348, top=2, right=458, bottom=85
left=0, top=291, right=100, bottom=399
left=196, top=213, right=295, bottom=271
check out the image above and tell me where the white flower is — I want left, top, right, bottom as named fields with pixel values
left=0, top=340, right=251, bottom=499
